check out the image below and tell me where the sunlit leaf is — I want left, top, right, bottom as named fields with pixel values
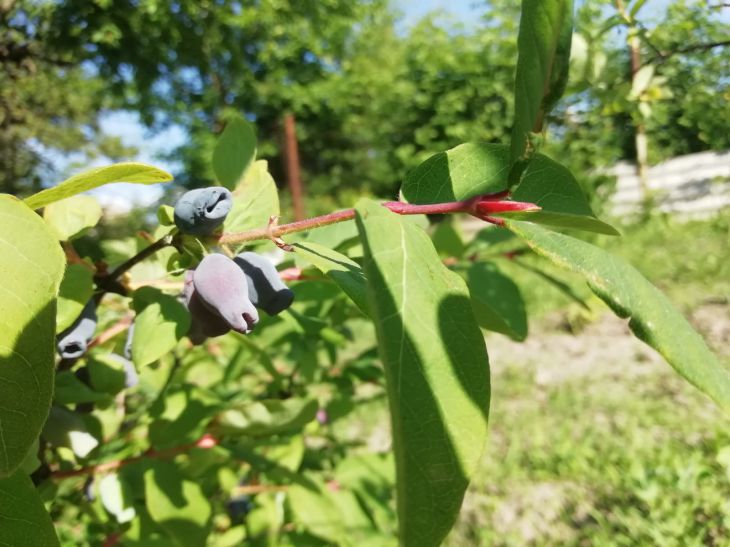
left=213, top=115, right=257, bottom=189
left=44, top=195, right=102, bottom=240
left=0, top=195, right=65, bottom=477
left=144, top=461, right=212, bottom=547
left=510, top=0, right=574, bottom=176
left=222, top=160, right=279, bottom=236
left=508, top=220, right=730, bottom=412
left=355, top=199, right=490, bottom=546
left=25, top=163, right=172, bottom=209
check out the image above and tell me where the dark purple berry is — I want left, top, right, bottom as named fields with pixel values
left=234, top=252, right=294, bottom=316
left=193, top=254, right=258, bottom=334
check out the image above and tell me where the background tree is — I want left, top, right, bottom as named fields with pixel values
left=0, top=1, right=133, bottom=196
left=2, top=0, right=729, bottom=205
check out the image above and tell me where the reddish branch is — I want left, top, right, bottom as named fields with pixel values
left=101, top=193, right=539, bottom=279
left=219, top=192, right=539, bottom=246
left=50, top=434, right=218, bottom=479
left=87, top=315, right=133, bottom=350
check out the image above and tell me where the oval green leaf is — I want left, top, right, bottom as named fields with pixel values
left=222, top=160, right=279, bottom=236
left=510, top=0, right=574, bottom=172
left=467, top=261, right=528, bottom=340
left=144, top=461, right=212, bottom=547
left=504, top=153, right=619, bottom=235
left=0, top=195, right=65, bottom=477
left=293, top=242, right=369, bottom=315
left=507, top=220, right=730, bottom=412
left=212, top=115, right=257, bottom=190
left=0, top=471, right=60, bottom=546
left=44, top=195, right=102, bottom=240
left=25, top=162, right=173, bottom=210
left=217, top=398, right=318, bottom=437
left=56, top=264, right=94, bottom=333
left=131, top=288, right=191, bottom=367
left=355, top=199, right=490, bottom=546
left=401, top=142, right=510, bottom=204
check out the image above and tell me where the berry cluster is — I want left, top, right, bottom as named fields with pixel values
left=183, top=251, right=293, bottom=344
left=56, top=186, right=294, bottom=359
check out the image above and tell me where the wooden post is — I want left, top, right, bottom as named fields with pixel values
left=283, top=113, right=306, bottom=221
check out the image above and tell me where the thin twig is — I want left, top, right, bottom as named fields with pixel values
left=108, top=235, right=175, bottom=280
left=87, top=315, right=133, bottom=349
left=50, top=434, right=217, bottom=479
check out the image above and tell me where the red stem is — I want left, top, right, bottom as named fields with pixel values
left=50, top=434, right=217, bottom=479
left=219, top=198, right=481, bottom=245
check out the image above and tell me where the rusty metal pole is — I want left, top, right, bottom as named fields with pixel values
left=283, top=113, right=306, bottom=221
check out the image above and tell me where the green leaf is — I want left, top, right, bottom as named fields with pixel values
left=0, top=195, right=65, bottom=477
left=212, top=115, right=257, bottom=190
left=467, top=262, right=528, bottom=340
left=0, top=471, right=60, bottom=546
left=400, top=144, right=614, bottom=235
left=510, top=0, right=574, bottom=173
left=54, top=371, right=110, bottom=405
left=303, top=217, right=359, bottom=250
left=217, top=398, right=318, bottom=437
left=431, top=219, right=466, bottom=258
left=293, top=242, right=369, bottom=315
left=87, top=354, right=128, bottom=395
left=630, top=64, right=655, bottom=99
left=354, top=199, right=490, bottom=546
left=629, top=0, right=648, bottom=18
left=504, top=154, right=619, bottom=235
left=149, top=385, right=218, bottom=450
left=43, top=195, right=102, bottom=240
left=401, top=142, right=510, bottom=204
left=131, top=288, right=191, bottom=367
left=286, top=482, right=349, bottom=544
left=56, top=264, right=94, bottom=333
left=157, top=204, right=176, bottom=226
left=222, top=160, right=279, bottom=236
left=24, top=162, right=173, bottom=210
left=144, top=461, right=212, bottom=547
left=507, top=220, right=730, bottom=412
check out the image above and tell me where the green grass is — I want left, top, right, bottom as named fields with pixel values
left=444, top=212, right=730, bottom=545
left=448, top=339, right=730, bottom=546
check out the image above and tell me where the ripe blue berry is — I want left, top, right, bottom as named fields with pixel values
left=234, top=252, right=294, bottom=315
left=191, top=254, right=259, bottom=334
left=173, top=187, right=233, bottom=235
left=57, top=300, right=97, bottom=359
left=182, top=269, right=232, bottom=343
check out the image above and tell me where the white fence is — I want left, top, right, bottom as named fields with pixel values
left=609, top=150, right=730, bottom=218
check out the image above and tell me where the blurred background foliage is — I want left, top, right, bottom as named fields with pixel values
left=2, top=0, right=729, bottom=204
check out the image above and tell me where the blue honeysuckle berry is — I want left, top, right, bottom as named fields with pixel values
left=57, top=300, right=98, bottom=359
left=191, top=254, right=259, bottom=334
left=234, top=252, right=294, bottom=316
left=173, top=186, right=233, bottom=235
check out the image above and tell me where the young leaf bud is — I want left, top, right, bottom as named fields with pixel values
left=192, top=255, right=259, bottom=333
left=57, top=300, right=98, bottom=359
left=173, top=187, right=233, bottom=235
left=234, top=252, right=294, bottom=316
